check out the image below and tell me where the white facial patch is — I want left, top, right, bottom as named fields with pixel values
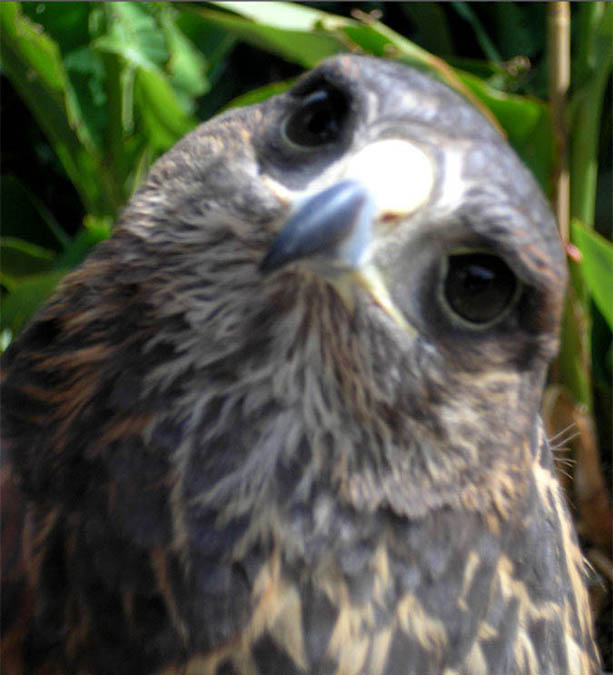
left=343, top=139, right=435, bottom=218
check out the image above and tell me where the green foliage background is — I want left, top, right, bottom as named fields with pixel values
left=1, top=0, right=612, bottom=660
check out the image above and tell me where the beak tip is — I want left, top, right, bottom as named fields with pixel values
left=259, top=250, right=281, bottom=273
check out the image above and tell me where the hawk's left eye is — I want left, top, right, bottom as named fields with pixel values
left=442, top=252, right=518, bottom=326
left=284, top=86, right=349, bottom=148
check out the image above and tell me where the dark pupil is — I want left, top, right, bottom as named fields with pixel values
left=285, top=88, right=346, bottom=147
left=444, top=253, right=517, bottom=324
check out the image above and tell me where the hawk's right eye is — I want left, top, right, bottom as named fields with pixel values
left=284, top=86, right=349, bottom=148
left=442, top=252, right=519, bottom=326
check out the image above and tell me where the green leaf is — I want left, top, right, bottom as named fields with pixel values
left=21, top=2, right=91, bottom=54
left=0, top=238, right=56, bottom=287
left=160, top=9, right=211, bottom=105
left=63, top=46, right=108, bottom=149
left=93, top=3, right=168, bottom=71
left=571, top=219, right=613, bottom=330
left=191, top=3, right=344, bottom=68
left=0, top=270, right=68, bottom=336
left=90, top=3, right=198, bottom=153
left=134, top=67, right=197, bottom=151
left=213, top=1, right=336, bottom=31
left=174, top=9, right=238, bottom=119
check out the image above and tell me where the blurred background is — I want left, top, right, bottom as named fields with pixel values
left=1, top=1, right=611, bottom=666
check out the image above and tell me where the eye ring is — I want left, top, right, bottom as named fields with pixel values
left=439, top=250, right=521, bottom=328
left=282, top=86, right=349, bottom=149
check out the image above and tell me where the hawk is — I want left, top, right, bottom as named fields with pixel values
left=1, top=55, right=600, bottom=674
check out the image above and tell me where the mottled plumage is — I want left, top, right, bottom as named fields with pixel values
left=1, top=55, right=600, bottom=674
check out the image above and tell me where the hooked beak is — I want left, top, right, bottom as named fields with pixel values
left=260, top=139, right=435, bottom=328
left=260, top=179, right=375, bottom=273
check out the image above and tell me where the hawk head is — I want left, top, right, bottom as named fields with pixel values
left=2, top=55, right=597, bottom=674
left=116, top=54, right=566, bottom=517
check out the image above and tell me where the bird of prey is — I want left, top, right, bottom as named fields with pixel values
left=1, top=55, right=600, bottom=674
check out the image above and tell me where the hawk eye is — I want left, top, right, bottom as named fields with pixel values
left=284, top=86, right=349, bottom=148
left=442, top=252, right=518, bottom=325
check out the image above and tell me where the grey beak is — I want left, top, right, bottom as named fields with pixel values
left=260, top=180, right=376, bottom=273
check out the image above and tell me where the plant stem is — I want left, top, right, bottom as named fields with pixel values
left=548, top=1, right=570, bottom=243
